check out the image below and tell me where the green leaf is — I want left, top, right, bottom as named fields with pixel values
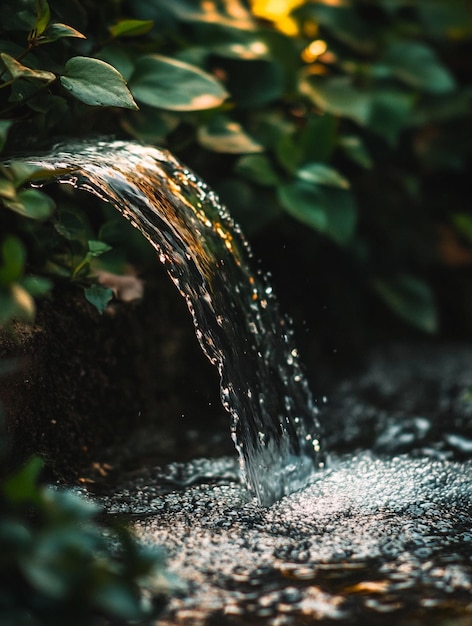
left=369, top=90, right=414, bottom=146
left=4, top=189, right=55, bottom=220
left=60, top=57, right=138, bottom=109
left=275, top=132, right=304, bottom=174
left=300, top=75, right=372, bottom=126
left=0, top=236, right=26, bottom=285
left=97, top=46, right=135, bottom=81
left=0, top=177, right=16, bottom=199
left=109, top=19, right=154, bottom=38
left=339, top=135, right=373, bottom=169
left=0, top=53, right=55, bottom=82
left=32, top=0, right=51, bottom=37
left=197, top=115, right=262, bottom=153
left=55, top=206, right=92, bottom=241
left=383, top=41, right=456, bottom=94
left=87, top=240, right=112, bottom=257
left=3, top=456, right=44, bottom=504
left=452, top=213, right=472, bottom=245
left=211, top=56, right=284, bottom=108
left=38, top=22, right=86, bottom=44
left=372, top=275, right=438, bottom=333
left=235, top=154, right=279, bottom=186
left=129, top=54, right=228, bottom=111
left=84, top=284, right=113, bottom=314
left=295, top=163, right=350, bottom=189
left=277, top=180, right=356, bottom=245
left=22, top=275, right=53, bottom=296
left=294, top=3, right=374, bottom=53
left=0, top=120, right=13, bottom=152
left=298, top=114, right=337, bottom=164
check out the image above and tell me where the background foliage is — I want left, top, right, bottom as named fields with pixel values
left=0, top=1, right=471, bottom=621
left=0, top=0, right=471, bottom=335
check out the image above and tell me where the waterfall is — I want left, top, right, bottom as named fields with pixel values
left=19, top=139, right=323, bottom=505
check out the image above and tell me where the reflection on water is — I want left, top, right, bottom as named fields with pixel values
left=97, top=452, right=472, bottom=625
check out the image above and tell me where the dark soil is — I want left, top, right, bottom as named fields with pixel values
left=0, top=265, right=225, bottom=481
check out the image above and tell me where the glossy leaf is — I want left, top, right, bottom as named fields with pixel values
left=300, top=75, right=371, bottom=126
left=130, top=54, right=228, bottom=111
left=0, top=178, right=16, bottom=200
left=32, top=0, right=51, bottom=37
left=109, top=19, right=154, bottom=38
left=97, top=46, right=135, bottom=81
left=84, top=284, right=113, bottom=314
left=296, top=163, right=350, bottom=189
left=198, top=116, right=262, bottom=153
left=38, top=22, right=86, bottom=44
left=235, top=154, right=279, bottom=186
left=60, top=57, right=138, bottom=109
left=0, top=53, right=55, bottom=82
left=4, top=189, right=55, bottom=220
left=383, top=41, right=456, bottom=94
left=372, top=275, right=438, bottom=333
left=87, top=240, right=112, bottom=257
left=277, top=180, right=356, bottom=245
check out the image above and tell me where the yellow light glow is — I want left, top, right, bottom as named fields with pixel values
left=251, top=0, right=304, bottom=35
left=301, top=39, right=328, bottom=62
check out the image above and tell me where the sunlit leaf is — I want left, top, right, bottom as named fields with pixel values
left=4, top=189, right=55, bottom=220
left=0, top=53, right=55, bottom=82
left=296, top=163, right=350, bottom=189
left=130, top=54, right=228, bottom=111
left=84, top=284, right=113, bottom=314
left=300, top=75, right=371, bottom=126
left=32, top=0, right=51, bottom=37
left=0, top=178, right=16, bottom=200
left=198, top=116, right=263, bottom=153
left=372, top=275, right=438, bottom=333
left=60, top=57, right=138, bottom=109
left=38, top=22, right=86, bottom=44
left=109, top=19, right=154, bottom=38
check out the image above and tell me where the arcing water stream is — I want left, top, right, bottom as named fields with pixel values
left=22, top=139, right=323, bottom=505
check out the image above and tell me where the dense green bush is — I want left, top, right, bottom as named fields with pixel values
left=0, top=0, right=471, bottom=330
left=0, top=381, right=176, bottom=625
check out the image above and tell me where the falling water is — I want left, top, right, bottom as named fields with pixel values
left=19, top=139, right=323, bottom=505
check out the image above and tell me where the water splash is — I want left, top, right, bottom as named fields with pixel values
left=19, top=139, right=323, bottom=505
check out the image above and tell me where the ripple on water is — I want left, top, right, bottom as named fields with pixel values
left=97, top=452, right=472, bottom=625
